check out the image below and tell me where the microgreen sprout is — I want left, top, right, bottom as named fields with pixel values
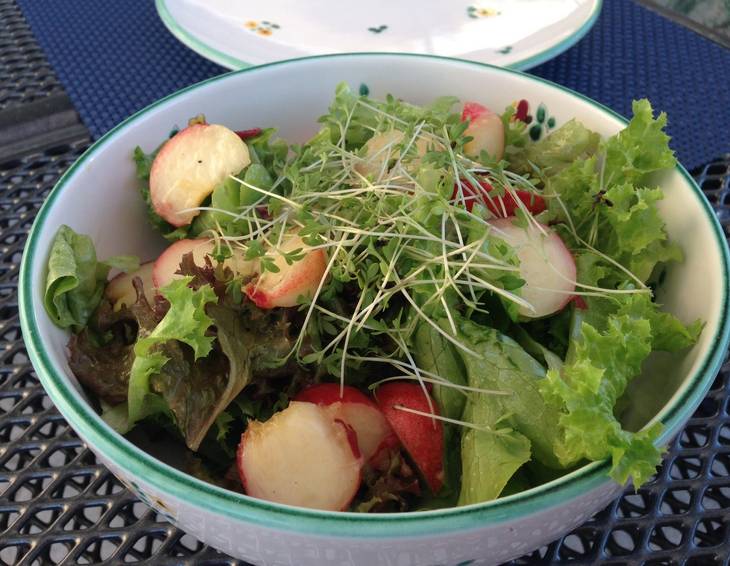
left=201, top=87, right=651, bottom=434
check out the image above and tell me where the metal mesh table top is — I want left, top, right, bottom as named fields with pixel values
left=0, top=0, right=62, bottom=111
left=1, top=2, right=729, bottom=564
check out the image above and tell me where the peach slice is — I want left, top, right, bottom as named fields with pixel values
left=245, top=234, right=327, bottom=309
left=237, top=401, right=362, bottom=510
left=489, top=217, right=576, bottom=318
left=355, top=130, right=405, bottom=178
left=150, top=124, right=251, bottom=227
left=451, top=178, right=546, bottom=216
left=462, top=102, right=505, bottom=161
left=354, top=130, right=435, bottom=178
left=152, top=238, right=255, bottom=290
left=375, top=382, right=445, bottom=493
left=105, top=262, right=155, bottom=310
left=295, top=384, right=398, bottom=463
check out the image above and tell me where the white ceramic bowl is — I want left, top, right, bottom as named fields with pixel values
left=19, top=54, right=730, bottom=566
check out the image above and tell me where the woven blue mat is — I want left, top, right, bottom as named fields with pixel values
left=16, top=0, right=730, bottom=170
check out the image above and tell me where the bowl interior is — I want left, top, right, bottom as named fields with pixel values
left=20, top=54, right=730, bottom=530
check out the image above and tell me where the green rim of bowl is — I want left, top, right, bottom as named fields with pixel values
left=154, top=0, right=603, bottom=72
left=19, top=53, right=730, bottom=539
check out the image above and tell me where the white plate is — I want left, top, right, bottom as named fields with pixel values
left=156, top=0, right=602, bottom=70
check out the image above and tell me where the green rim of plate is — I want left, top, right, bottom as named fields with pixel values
left=18, top=53, right=730, bottom=539
left=154, top=0, right=603, bottom=72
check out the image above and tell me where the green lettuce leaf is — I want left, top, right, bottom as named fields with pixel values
left=101, top=401, right=131, bottom=434
left=457, top=319, right=564, bottom=470
left=44, top=225, right=110, bottom=331
left=540, top=308, right=663, bottom=486
left=412, top=320, right=468, bottom=499
left=103, top=255, right=140, bottom=273
left=544, top=157, right=599, bottom=225
left=245, top=127, right=290, bottom=174
left=543, top=249, right=701, bottom=487
left=601, top=184, right=683, bottom=282
left=413, top=321, right=466, bottom=420
left=544, top=100, right=679, bottom=283
left=459, top=417, right=531, bottom=506
left=510, top=119, right=600, bottom=177
left=614, top=292, right=703, bottom=353
left=573, top=254, right=701, bottom=353
left=190, top=166, right=272, bottom=237
left=458, top=357, right=531, bottom=506
left=603, top=99, right=676, bottom=187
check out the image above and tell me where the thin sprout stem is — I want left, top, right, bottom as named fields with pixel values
left=392, top=333, right=436, bottom=422
left=230, top=175, right=302, bottom=209
left=392, top=405, right=512, bottom=435
left=371, top=375, right=510, bottom=396
left=396, top=282, right=482, bottom=357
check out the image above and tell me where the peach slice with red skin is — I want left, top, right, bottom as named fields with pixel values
left=295, top=384, right=399, bottom=464
left=105, top=262, right=155, bottom=310
left=355, top=130, right=437, bottom=178
left=237, top=401, right=362, bottom=511
left=245, top=234, right=327, bottom=309
left=375, top=382, right=445, bottom=493
left=152, top=238, right=255, bottom=290
left=461, top=102, right=505, bottom=161
left=150, top=124, right=251, bottom=227
left=489, top=217, right=576, bottom=318
left=452, top=178, right=546, bottom=217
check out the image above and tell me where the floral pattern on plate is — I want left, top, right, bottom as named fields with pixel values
left=467, top=5, right=501, bottom=19
left=161, top=0, right=600, bottom=70
left=512, top=99, right=556, bottom=140
left=244, top=20, right=280, bottom=36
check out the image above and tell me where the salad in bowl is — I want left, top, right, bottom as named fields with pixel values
left=41, top=83, right=702, bottom=514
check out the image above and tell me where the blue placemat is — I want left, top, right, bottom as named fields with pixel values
left=15, top=0, right=730, bottom=170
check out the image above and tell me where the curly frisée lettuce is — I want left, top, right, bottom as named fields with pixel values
left=43, top=87, right=702, bottom=512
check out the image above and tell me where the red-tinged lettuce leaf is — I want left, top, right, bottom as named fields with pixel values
left=170, top=303, right=254, bottom=451
left=182, top=452, right=243, bottom=493
left=146, top=317, right=244, bottom=452
left=68, top=278, right=161, bottom=405
left=127, top=277, right=217, bottom=432
left=354, top=450, right=421, bottom=513
left=69, top=328, right=134, bottom=406
left=125, top=262, right=301, bottom=451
